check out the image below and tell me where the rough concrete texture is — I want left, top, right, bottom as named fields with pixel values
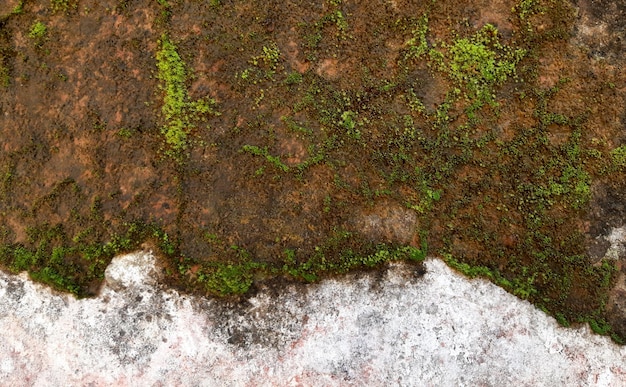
left=1, top=252, right=625, bottom=386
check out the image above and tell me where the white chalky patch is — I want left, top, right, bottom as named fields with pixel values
left=606, top=226, right=626, bottom=260
left=0, top=251, right=625, bottom=385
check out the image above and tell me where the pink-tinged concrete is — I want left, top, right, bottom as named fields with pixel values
left=0, top=252, right=625, bottom=386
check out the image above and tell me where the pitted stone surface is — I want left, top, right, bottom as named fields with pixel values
left=0, top=252, right=625, bottom=386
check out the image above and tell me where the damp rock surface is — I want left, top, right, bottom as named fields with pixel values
left=0, top=251, right=625, bottom=386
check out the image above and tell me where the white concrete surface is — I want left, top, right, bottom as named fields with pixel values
left=0, top=251, right=625, bottom=386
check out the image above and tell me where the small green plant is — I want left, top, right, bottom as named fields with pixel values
left=29, top=21, right=48, bottom=41
left=281, top=242, right=427, bottom=283
left=406, top=167, right=442, bottom=213
left=405, top=14, right=429, bottom=59
left=611, top=145, right=626, bottom=169
left=332, top=10, right=349, bottom=35
left=587, top=318, right=612, bottom=335
left=303, top=0, right=350, bottom=46
left=284, top=71, right=303, bottom=85
left=443, top=24, right=526, bottom=108
left=195, top=259, right=267, bottom=295
left=156, top=34, right=219, bottom=161
left=0, top=221, right=151, bottom=296
left=340, top=110, right=360, bottom=139
left=406, top=88, right=426, bottom=114
left=445, top=254, right=539, bottom=299
left=51, top=0, right=78, bottom=13
left=254, top=166, right=265, bottom=176
left=261, top=44, right=281, bottom=70
left=117, top=128, right=134, bottom=139
left=244, top=43, right=282, bottom=81
left=249, top=43, right=281, bottom=69
left=281, top=115, right=312, bottom=135
left=11, top=1, right=24, bottom=14
left=152, top=228, right=177, bottom=256
left=513, top=0, right=545, bottom=33
left=241, top=145, right=290, bottom=172
left=323, top=0, right=350, bottom=38
left=323, top=194, right=331, bottom=213
left=408, top=20, right=525, bottom=116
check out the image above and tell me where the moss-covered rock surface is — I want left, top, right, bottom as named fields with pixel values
left=1, top=0, right=626, bottom=342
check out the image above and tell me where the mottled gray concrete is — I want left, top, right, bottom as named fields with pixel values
left=0, top=252, right=625, bottom=386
